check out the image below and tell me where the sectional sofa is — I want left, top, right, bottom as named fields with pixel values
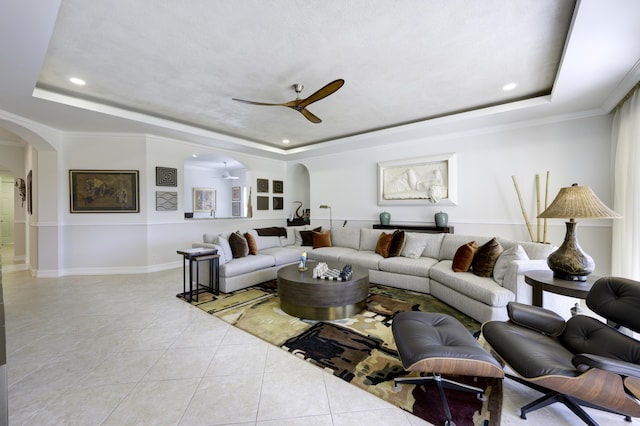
left=193, top=225, right=575, bottom=323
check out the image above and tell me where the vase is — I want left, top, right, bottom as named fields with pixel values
left=379, top=211, right=391, bottom=225
left=434, top=211, right=448, bottom=227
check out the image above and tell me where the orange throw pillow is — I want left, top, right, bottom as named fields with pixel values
left=312, top=230, right=332, bottom=249
left=452, top=241, right=478, bottom=272
left=375, top=232, right=394, bottom=258
left=244, top=232, right=258, bottom=255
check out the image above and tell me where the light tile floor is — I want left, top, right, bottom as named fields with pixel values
left=0, top=248, right=626, bottom=425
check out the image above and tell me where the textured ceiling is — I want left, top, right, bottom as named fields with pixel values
left=35, top=0, right=576, bottom=150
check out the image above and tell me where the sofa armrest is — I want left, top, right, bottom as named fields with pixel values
left=502, top=259, right=549, bottom=299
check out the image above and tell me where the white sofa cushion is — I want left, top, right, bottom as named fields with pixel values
left=261, top=246, right=302, bottom=266
left=308, top=247, right=357, bottom=263
left=340, top=250, right=383, bottom=270
left=492, top=244, right=528, bottom=285
left=421, top=233, right=446, bottom=259
left=439, top=234, right=493, bottom=260
left=520, top=240, right=556, bottom=260
left=219, top=254, right=275, bottom=277
left=430, top=260, right=515, bottom=307
left=402, top=233, right=427, bottom=259
left=246, top=229, right=282, bottom=250
left=378, top=255, right=439, bottom=277
left=215, top=236, right=233, bottom=262
left=359, top=228, right=384, bottom=251
left=203, top=232, right=219, bottom=244
left=280, top=227, right=298, bottom=246
left=330, top=227, right=361, bottom=250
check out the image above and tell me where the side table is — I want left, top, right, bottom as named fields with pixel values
left=177, top=248, right=220, bottom=302
left=524, top=270, right=599, bottom=308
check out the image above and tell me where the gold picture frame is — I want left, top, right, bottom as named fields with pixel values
left=69, top=170, right=139, bottom=213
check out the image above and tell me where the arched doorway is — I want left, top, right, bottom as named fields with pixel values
left=0, top=129, right=27, bottom=270
left=0, top=116, right=59, bottom=275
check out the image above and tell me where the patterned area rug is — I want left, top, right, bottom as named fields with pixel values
left=181, top=281, right=502, bottom=426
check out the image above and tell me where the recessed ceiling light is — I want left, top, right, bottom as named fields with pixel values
left=192, top=154, right=198, bottom=158
left=503, top=82, right=517, bottom=91
left=282, top=139, right=290, bottom=144
left=69, top=77, right=86, bottom=86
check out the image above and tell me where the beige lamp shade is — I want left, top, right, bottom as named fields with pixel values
left=537, top=183, right=620, bottom=281
left=538, top=183, right=621, bottom=219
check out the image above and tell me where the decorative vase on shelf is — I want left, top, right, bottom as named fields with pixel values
left=434, top=211, right=448, bottom=227
left=379, top=211, right=391, bottom=225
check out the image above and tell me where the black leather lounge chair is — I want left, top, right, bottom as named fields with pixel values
left=392, top=311, right=504, bottom=426
left=482, top=276, right=640, bottom=426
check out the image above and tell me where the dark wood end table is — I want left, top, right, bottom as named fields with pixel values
left=524, top=270, right=599, bottom=308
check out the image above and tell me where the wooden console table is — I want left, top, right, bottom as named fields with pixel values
left=373, top=224, right=454, bottom=234
left=287, top=218, right=310, bottom=226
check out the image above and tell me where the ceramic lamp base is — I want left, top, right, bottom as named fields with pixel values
left=546, top=221, right=593, bottom=282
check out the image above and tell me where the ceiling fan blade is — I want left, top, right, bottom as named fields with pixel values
left=299, top=108, right=322, bottom=123
left=298, top=79, right=344, bottom=108
left=231, top=98, right=289, bottom=107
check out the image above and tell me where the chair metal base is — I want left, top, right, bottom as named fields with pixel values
left=394, top=373, right=486, bottom=426
left=506, top=373, right=632, bottom=426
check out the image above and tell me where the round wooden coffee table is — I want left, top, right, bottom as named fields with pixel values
left=277, top=261, right=369, bottom=320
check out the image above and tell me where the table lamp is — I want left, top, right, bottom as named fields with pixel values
left=537, top=183, right=621, bottom=281
left=319, top=204, right=332, bottom=229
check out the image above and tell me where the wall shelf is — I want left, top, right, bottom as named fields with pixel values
left=372, top=224, right=454, bottom=234
left=287, top=218, right=310, bottom=227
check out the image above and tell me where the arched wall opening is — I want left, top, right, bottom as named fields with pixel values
left=0, top=115, right=60, bottom=275
left=286, top=163, right=310, bottom=222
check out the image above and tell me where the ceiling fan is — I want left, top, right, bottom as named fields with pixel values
left=232, top=79, right=344, bottom=123
left=222, top=162, right=238, bottom=180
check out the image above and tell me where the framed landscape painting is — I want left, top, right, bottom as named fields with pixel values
left=69, top=170, right=139, bottom=213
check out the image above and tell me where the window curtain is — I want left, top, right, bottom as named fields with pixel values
left=612, top=85, right=640, bottom=279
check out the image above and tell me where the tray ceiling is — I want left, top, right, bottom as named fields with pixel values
left=34, top=0, right=576, bottom=150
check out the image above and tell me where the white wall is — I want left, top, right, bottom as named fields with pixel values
left=2, top=111, right=617, bottom=277
left=296, top=114, right=614, bottom=275
left=56, top=134, right=288, bottom=274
